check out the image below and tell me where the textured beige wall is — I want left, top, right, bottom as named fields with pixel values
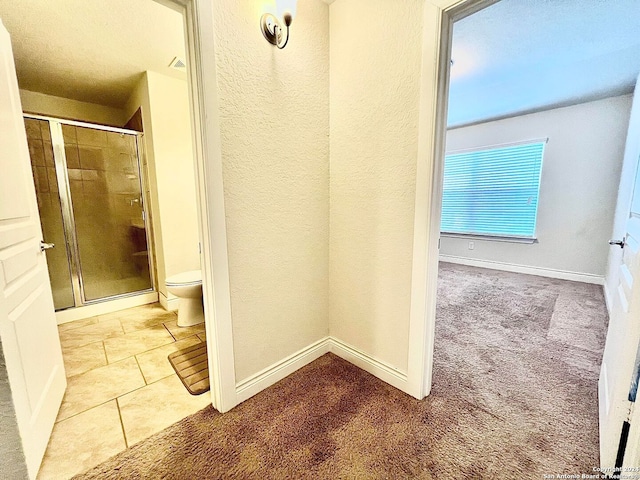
left=20, top=89, right=127, bottom=126
left=442, top=95, right=632, bottom=276
left=329, top=0, right=425, bottom=374
left=124, top=72, right=200, bottom=307
left=212, top=0, right=330, bottom=382
left=145, top=72, right=200, bottom=281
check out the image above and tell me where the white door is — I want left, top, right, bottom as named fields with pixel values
left=622, top=349, right=640, bottom=470
left=0, top=20, right=66, bottom=479
left=600, top=76, right=640, bottom=469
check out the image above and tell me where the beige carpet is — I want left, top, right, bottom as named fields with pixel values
left=75, top=263, right=607, bottom=479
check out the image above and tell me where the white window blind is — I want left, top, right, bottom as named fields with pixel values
left=440, top=141, right=545, bottom=239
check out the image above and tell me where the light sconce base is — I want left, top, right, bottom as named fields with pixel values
left=260, top=12, right=292, bottom=49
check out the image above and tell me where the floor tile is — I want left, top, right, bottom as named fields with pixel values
left=37, top=401, right=125, bottom=480
left=136, top=335, right=202, bottom=384
left=99, top=303, right=176, bottom=333
left=103, top=324, right=175, bottom=363
left=163, top=319, right=206, bottom=341
left=57, top=357, right=145, bottom=421
left=98, top=303, right=164, bottom=322
left=62, top=341, right=107, bottom=377
left=118, top=374, right=211, bottom=446
left=119, top=309, right=177, bottom=334
left=47, top=303, right=211, bottom=474
left=57, top=317, right=98, bottom=334
left=59, top=318, right=124, bottom=350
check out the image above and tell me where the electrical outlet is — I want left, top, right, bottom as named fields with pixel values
left=468, top=241, right=475, bottom=250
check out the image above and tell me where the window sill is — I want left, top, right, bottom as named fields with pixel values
left=440, top=233, right=538, bottom=244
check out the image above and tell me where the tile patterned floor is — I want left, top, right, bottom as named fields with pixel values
left=37, top=303, right=210, bottom=480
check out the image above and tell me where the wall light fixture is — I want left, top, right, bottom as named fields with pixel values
left=260, top=1, right=297, bottom=49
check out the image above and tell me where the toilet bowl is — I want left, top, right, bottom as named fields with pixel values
left=165, top=270, right=204, bottom=327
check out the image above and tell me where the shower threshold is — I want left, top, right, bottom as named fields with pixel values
left=55, top=290, right=159, bottom=325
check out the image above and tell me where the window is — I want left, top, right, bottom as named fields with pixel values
left=440, top=141, right=545, bottom=239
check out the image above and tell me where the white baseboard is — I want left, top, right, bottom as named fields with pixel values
left=439, top=255, right=605, bottom=285
left=328, top=337, right=408, bottom=392
left=235, top=337, right=331, bottom=404
left=234, top=336, right=411, bottom=406
left=159, top=292, right=179, bottom=312
left=55, top=291, right=158, bottom=324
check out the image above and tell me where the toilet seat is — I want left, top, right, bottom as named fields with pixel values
left=166, top=270, right=202, bottom=287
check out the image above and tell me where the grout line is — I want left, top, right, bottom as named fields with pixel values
left=60, top=328, right=127, bottom=353
left=65, top=353, right=135, bottom=380
left=163, top=322, right=179, bottom=342
left=55, top=397, right=118, bottom=424
left=149, top=373, right=178, bottom=386
left=133, top=355, right=148, bottom=385
left=62, top=338, right=106, bottom=353
left=57, top=316, right=100, bottom=334
left=120, top=319, right=167, bottom=336
left=108, top=337, right=178, bottom=364
left=101, top=340, right=108, bottom=365
left=110, top=372, right=177, bottom=400
left=116, top=397, right=129, bottom=449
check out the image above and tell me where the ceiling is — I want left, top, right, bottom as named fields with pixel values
left=449, top=0, right=640, bottom=128
left=0, top=0, right=186, bottom=108
left=5, top=0, right=632, bottom=122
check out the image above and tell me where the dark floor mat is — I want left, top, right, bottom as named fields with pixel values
left=168, top=342, right=209, bottom=395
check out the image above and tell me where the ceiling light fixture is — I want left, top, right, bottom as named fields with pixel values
left=260, top=1, right=297, bottom=49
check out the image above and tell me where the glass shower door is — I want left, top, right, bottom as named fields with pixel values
left=62, top=125, right=152, bottom=301
left=24, top=118, right=75, bottom=310
left=25, top=115, right=154, bottom=310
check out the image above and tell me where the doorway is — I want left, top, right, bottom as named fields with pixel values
left=0, top=0, right=234, bottom=476
left=424, top=0, right=640, bottom=473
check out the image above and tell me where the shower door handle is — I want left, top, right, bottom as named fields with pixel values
left=40, top=241, right=55, bottom=252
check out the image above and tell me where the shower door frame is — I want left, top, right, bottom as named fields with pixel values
left=24, top=113, right=156, bottom=309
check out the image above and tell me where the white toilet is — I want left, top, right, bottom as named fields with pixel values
left=165, top=270, right=204, bottom=327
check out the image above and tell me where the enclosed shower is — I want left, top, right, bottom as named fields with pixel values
left=24, top=116, right=154, bottom=311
